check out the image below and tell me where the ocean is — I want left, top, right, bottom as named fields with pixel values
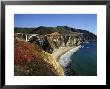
left=59, top=42, right=97, bottom=76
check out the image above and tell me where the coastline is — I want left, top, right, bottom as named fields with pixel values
left=51, top=46, right=74, bottom=61
left=52, top=45, right=81, bottom=62
left=58, top=45, right=81, bottom=68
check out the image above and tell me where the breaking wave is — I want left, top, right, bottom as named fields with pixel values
left=59, top=45, right=81, bottom=68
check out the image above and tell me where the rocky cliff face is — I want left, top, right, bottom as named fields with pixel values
left=15, top=26, right=97, bottom=42
left=14, top=38, right=64, bottom=76
left=14, top=26, right=97, bottom=76
left=15, top=26, right=97, bottom=54
left=26, top=32, right=84, bottom=54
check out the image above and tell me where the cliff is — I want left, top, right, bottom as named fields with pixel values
left=14, top=26, right=97, bottom=76
left=14, top=38, right=64, bottom=76
left=14, top=26, right=97, bottom=41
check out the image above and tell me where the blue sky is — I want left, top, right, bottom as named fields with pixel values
left=14, top=14, right=97, bottom=35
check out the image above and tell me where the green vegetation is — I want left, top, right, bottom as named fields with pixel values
left=14, top=26, right=97, bottom=41
left=14, top=28, right=34, bottom=34
left=14, top=26, right=97, bottom=76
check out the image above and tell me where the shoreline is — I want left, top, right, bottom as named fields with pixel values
left=59, top=45, right=81, bottom=68
left=51, top=46, right=74, bottom=61
left=51, top=46, right=79, bottom=61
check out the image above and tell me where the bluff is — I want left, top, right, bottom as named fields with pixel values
left=14, top=38, right=64, bottom=76
left=15, top=26, right=97, bottom=41
left=14, top=26, right=97, bottom=54
left=14, top=26, right=97, bottom=75
left=30, top=26, right=96, bottom=41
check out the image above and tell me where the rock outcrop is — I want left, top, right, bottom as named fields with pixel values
left=25, top=32, right=83, bottom=53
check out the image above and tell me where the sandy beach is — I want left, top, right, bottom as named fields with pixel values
left=51, top=46, right=74, bottom=61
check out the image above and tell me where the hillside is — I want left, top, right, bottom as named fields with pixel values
left=14, top=26, right=97, bottom=41
left=14, top=38, right=64, bottom=76
left=14, top=26, right=97, bottom=76
left=14, top=27, right=34, bottom=34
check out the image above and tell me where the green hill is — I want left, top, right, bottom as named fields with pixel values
left=14, top=26, right=97, bottom=41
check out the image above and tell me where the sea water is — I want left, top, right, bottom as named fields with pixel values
left=59, top=42, right=97, bottom=76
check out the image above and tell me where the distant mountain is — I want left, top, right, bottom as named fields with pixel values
left=28, top=26, right=76, bottom=35
left=14, top=27, right=34, bottom=34
left=14, top=26, right=97, bottom=41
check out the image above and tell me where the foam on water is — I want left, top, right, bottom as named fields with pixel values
left=59, top=45, right=81, bottom=68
